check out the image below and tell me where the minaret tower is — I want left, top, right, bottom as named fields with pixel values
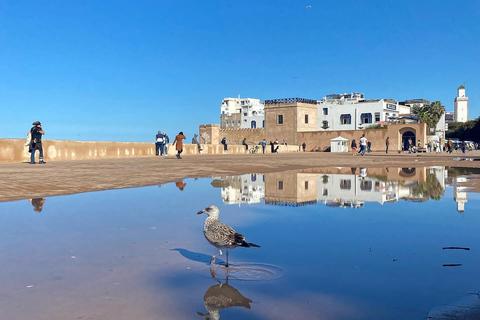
left=454, top=85, right=468, bottom=122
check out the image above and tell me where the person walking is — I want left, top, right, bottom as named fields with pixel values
left=29, top=121, right=46, bottom=164
left=261, top=139, right=267, bottom=154
left=360, top=134, right=367, bottom=156
left=447, top=139, right=453, bottom=153
left=302, top=142, right=306, bottom=152
left=242, top=137, right=248, bottom=151
left=155, top=130, right=164, bottom=156
left=162, top=132, right=170, bottom=156
left=367, top=141, right=372, bottom=153
left=221, top=137, right=228, bottom=151
left=385, top=137, right=390, bottom=154
left=351, top=139, right=357, bottom=156
left=173, top=131, right=186, bottom=159
left=192, top=133, right=202, bottom=153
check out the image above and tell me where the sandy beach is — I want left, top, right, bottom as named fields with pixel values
left=1, top=151, right=479, bottom=202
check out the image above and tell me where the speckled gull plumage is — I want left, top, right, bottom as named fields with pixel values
left=197, top=205, right=260, bottom=267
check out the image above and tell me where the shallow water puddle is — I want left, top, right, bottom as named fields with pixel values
left=0, top=166, right=479, bottom=319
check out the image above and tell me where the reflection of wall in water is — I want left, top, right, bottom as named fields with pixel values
left=220, top=174, right=265, bottom=205
left=217, top=167, right=451, bottom=208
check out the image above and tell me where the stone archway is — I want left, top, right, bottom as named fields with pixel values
left=399, top=127, right=416, bottom=151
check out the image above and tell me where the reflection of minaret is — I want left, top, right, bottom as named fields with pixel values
left=454, top=177, right=468, bottom=213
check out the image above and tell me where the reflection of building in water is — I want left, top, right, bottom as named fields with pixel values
left=453, top=176, right=468, bottom=213
left=264, top=167, right=447, bottom=208
left=212, top=166, right=473, bottom=210
left=264, top=172, right=318, bottom=206
left=212, top=174, right=265, bottom=205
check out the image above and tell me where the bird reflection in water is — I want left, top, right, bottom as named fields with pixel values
left=197, top=267, right=252, bottom=320
left=197, top=205, right=260, bottom=267
left=175, top=180, right=187, bottom=191
left=29, top=198, right=45, bottom=212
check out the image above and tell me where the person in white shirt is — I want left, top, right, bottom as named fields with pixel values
left=359, top=134, right=367, bottom=156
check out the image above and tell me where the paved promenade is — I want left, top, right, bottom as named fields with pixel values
left=1, top=151, right=479, bottom=202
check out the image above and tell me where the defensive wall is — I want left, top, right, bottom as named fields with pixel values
left=297, top=123, right=427, bottom=152
left=199, top=124, right=265, bottom=145
left=0, top=138, right=298, bottom=164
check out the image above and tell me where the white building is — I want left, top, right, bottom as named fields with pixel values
left=220, top=95, right=265, bottom=129
left=317, top=93, right=400, bottom=131
left=454, top=85, right=468, bottom=122
left=217, top=174, right=265, bottom=205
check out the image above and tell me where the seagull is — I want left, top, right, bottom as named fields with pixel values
left=197, top=205, right=260, bottom=267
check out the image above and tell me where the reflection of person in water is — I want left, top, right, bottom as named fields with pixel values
left=175, top=180, right=187, bottom=191
left=29, top=198, right=45, bottom=212
left=197, top=268, right=252, bottom=319
left=360, top=167, right=367, bottom=179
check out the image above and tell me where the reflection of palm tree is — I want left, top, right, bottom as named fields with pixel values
left=197, top=268, right=252, bottom=320
left=412, top=173, right=445, bottom=200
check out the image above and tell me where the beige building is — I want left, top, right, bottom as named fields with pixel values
left=264, top=98, right=318, bottom=145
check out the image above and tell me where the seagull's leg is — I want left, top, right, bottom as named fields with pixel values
left=226, top=249, right=229, bottom=268
left=210, top=249, right=222, bottom=265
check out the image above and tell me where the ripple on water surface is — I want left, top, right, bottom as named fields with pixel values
left=199, top=263, right=285, bottom=281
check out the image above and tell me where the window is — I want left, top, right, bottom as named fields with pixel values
left=305, top=114, right=309, bottom=124
left=305, top=181, right=309, bottom=190
left=360, top=180, right=373, bottom=191
left=375, top=112, right=381, bottom=122
left=323, top=108, right=328, bottom=115
left=278, top=115, right=283, bottom=124
left=262, top=120, right=265, bottom=127
left=340, top=179, right=351, bottom=190
left=361, top=113, right=373, bottom=124
left=278, top=181, right=283, bottom=190
left=323, top=189, right=328, bottom=196
left=243, top=113, right=247, bottom=116
left=251, top=121, right=256, bottom=128
left=340, top=114, right=351, bottom=125
left=238, top=120, right=241, bottom=125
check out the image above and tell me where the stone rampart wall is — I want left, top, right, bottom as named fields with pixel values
left=297, top=123, right=427, bottom=152
left=219, top=128, right=265, bottom=145
left=0, top=138, right=299, bottom=163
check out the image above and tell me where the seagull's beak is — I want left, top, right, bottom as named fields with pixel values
left=197, top=209, right=205, bottom=215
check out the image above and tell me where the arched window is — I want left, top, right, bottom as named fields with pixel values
left=361, top=113, right=372, bottom=124
left=340, top=114, right=351, bottom=125
left=251, top=121, right=256, bottom=128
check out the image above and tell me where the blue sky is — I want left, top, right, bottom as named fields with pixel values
left=1, top=0, right=479, bottom=142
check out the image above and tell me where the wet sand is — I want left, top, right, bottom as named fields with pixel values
left=1, top=151, right=480, bottom=202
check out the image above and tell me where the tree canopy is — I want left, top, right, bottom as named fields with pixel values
left=446, top=117, right=480, bottom=141
left=411, top=101, right=445, bottom=133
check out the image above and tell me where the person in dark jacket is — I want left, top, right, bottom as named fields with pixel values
left=29, top=121, right=46, bottom=164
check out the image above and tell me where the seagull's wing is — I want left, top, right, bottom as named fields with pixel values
left=205, top=221, right=237, bottom=245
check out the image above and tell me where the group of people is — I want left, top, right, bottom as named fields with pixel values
left=350, top=134, right=369, bottom=156
left=221, top=137, right=282, bottom=154
left=155, top=131, right=186, bottom=159
left=155, top=131, right=170, bottom=156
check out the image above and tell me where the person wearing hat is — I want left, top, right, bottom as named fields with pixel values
left=29, top=121, right=46, bottom=164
